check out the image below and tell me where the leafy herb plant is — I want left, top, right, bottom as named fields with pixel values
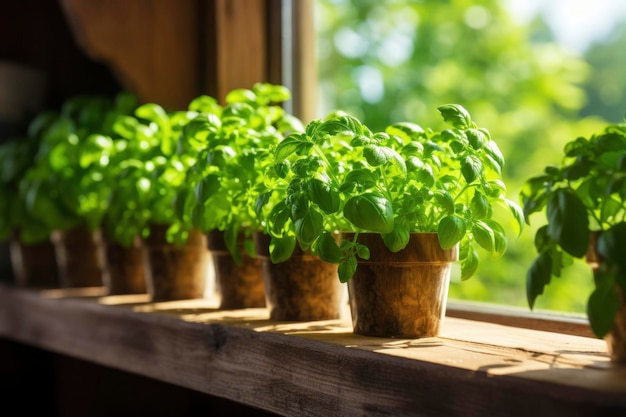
left=265, top=104, right=524, bottom=282
left=106, top=96, right=198, bottom=246
left=521, top=117, right=626, bottom=338
left=177, top=83, right=303, bottom=262
left=17, top=93, right=137, bottom=243
left=0, top=137, right=40, bottom=242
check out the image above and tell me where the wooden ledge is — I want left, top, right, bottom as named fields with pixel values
left=0, top=284, right=624, bottom=417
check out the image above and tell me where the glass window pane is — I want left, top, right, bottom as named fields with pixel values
left=314, top=0, right=626, bottom=314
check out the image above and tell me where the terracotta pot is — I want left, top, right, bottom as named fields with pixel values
left=344, top=232, right=458, bottom=338
left=586, top=231, right=626, bottom=363
left=50, top=226, right=105, bottom=288
left=101, top=235, right=147, bottom=295
left=142, top=225, right=210, bottom=302
left=254, top=232, right=344, bottom=321
left=207, top=229, right=265, bottom=309
left=9, top=233, right=59, bottom=288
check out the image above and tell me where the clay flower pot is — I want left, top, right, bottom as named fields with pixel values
left=345, top=232, right=459, bottom=338
left=9, top=232, right=59, bottom=288
left=254, top=232, right=344, bottom=321
left=101, top=234, right=147, bottom=296
left=50, top=226, right=105, bottom=288
left=206, top=229, right=265, bottom=310
left=142, top=225, right=211, bottom=302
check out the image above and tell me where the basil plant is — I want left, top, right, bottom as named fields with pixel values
left=106, top=98, right=200, bottom=246
left=521, top=117, right=626, bottom=338
left=0, top=138, right=40, bottom=242
left=17, top=93, right=137, bottom=244
left=265, top=104, right=524, bottom=283
left=176, top=83, right=304, bottom=262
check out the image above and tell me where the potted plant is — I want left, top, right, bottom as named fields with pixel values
left=270, top=104, right=524, bottom=336
left=110, top=100, right=212, bottom=302
left=178, top=83, right=303, bottom=310
left=520, top=116, right=626, bottom=362
left=0, top=134, right=59, bottom=288
left=16, top=94, right=133, bottom=289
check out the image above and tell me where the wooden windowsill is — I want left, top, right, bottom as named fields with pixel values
left=0, top=283, right=624, bottom=416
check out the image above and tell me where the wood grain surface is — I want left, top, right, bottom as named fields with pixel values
left=0, top=284, right=624, bottom=417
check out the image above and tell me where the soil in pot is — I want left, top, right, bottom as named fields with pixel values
left=254, top=232, right=344, bottom=321
left=207, top=229, right=265, bottom=310
left=102, top=234, right=147, bottom=296
left=345, top=232, right=458, bottom=338
left=50, top=226, right=105, bottom=288
left=10, top=232, right=59, bottom=288
left=142, top=225, right=211, bottom=302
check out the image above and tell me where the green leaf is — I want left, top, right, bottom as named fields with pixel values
left=472, top=221, right=495, bottom=252
left=225, top=88, right=257, bottom=104
left=136, top=103, right=169, bottom=127
left=385, top=122, right=425, bottom=142
left=316, top=115, right=367, bottom=137
left=533, top=225, right=552, bottom=253
left=338, top=255, right=357, bottom=283
left=520, top=175, right=550, bottom=220
left=437, top=104, right=472, bottom=129
left=174, top=188, right=195, bottom=223
left=461, top=248, right=479, bottom=280
left=484, top=140, right=505, bottom=172
left=343, top=193, right=394, bottom=233
left=261, top=83, right=292, bottom=103
left=466, top=128, right=487, bottom=150
left=546, top=189, right=589, bottom=258
left=294, top=207, right=324, bottom=247
left=433, top=191, right=455, bottom=215
left=504, top=199, right=525, bottom=237
left=290, top=194, right=309, bottom=220
left=587, top=269, right=620, bottom=338
left=437, top=215, right=466, bottom=249
left=417, top=165, right=435, bottom=187
left=188, top=95, right=221, bottom=113
left=363, top=145, right=407, bottom=176
left=49, top=142, right=74, bottom=171
left=470, top=191, right=491, bottom=219
left=275, top=134, right=312, bottom=161
left=274, top=160, right=290, bottom=178
left=340, top=169, right=377, bottom=192
left=268, top=203, right=291, bottom=235
left=381, top=224, right=410, bottom=252
left=356, top=243, right=370, bottom=259
left=194, top=174, right=220, bottom=203
left=313, top=232, right=342, bottom=263
left=526, top=252, right=552, bottom=309
left=224, top=225, right=241, bottom=264
left=270, top=235, right=296, bottom=264
left=461, top=155, right=482, bottom=184
left=309, top=178, right=340, bottom=214
left=485, top=219, right=508, bottom=256
left=597, top=223, right=626, bottom=271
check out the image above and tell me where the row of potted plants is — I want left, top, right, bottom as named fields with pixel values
left=2, top=83, right=625, bottom=363
left=0, top=83, right=523, bottom=335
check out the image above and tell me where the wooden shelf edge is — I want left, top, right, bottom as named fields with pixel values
left=0, top=284, right=624, bottom=417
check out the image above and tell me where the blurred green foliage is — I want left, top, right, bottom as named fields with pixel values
left=581, top=21, right=626, bottom=123
left=315, top=0, right=624, bottom=313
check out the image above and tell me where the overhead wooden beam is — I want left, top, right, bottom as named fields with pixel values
left=59, top=0, right=202, bottom=110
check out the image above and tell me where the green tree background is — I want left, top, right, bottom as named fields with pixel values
left=314, top=0, right=625, bottom=313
